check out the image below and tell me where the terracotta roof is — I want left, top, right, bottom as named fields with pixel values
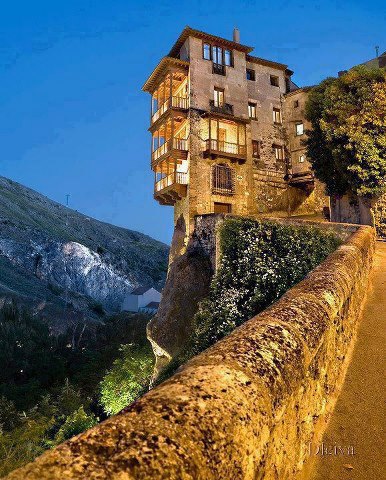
left=284, top=86, right=314, bottom=97
left=246, top=54, right=288, bottom=71
left=168, top=26, right=254, bottom=57
left=142, top=56, right=189, bottom=93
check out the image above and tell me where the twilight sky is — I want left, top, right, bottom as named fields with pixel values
left=1, top=0, right=384, bottom=244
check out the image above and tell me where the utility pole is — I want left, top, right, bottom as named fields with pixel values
left=66, top=194, right=70, bottom=207
left=375, top=46, right=379, bottom=58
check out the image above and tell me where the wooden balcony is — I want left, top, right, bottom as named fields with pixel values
left=154, top=172, right=188, bottom=205
left=151, top=96, right=189, bottom=125
left=203, top=139, right=247, bottom=161
left=151, top=138, right=188, bottom=167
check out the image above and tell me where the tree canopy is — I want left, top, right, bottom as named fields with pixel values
left=305, top=66, right=386, bottom=197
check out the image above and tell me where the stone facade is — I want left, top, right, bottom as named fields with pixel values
left=143, top=27, right=328, bottom=257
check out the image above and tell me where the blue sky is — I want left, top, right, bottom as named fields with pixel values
left=0, top=0, right=384, bottom=244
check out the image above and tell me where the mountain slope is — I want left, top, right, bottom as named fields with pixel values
left=0, top=176, right=169, bottom=330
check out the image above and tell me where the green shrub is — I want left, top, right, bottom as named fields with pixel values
left=99, top=343, right=154, bottom=415
left=53, top=406, right=97, bottom=444
left=191, top=219, right=341, bottom=355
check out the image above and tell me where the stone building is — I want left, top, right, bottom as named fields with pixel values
left=143, top=27, right=328, bottom=253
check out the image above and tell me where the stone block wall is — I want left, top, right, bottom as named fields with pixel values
left=5, top=223, right=376, bottom=480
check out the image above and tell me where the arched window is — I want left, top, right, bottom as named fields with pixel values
left=212, top=164, right=235, bottom=195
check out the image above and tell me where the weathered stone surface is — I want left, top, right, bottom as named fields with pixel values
left=5, top=226, right=375, bottom=480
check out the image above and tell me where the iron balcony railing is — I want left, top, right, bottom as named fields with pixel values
left=212, top=63, right=226, bottom=76
left=151, top=96, right=189, bottom=123
left=204, top=139, right=246, bottom=156
left=209, top=100, right=234, bottom=116
left=155, top=172, right=188, bottom=192
left=152, top=138, right=188, bottom=162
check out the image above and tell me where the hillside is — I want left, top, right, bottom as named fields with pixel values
left=0, top=176, right=169, bottom=330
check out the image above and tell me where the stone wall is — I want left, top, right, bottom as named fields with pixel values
left=5, top=224, right=376, bottom=480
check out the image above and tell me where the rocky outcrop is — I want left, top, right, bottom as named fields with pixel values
left=0, top=176, right=168, bottom=327
left=5, top=224, right=375, bottom=480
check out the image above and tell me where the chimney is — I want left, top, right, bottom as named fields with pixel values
left=233, top=28, right=240, bottom=43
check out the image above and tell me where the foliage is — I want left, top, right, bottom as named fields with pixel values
left=191, top=219, right=341, bottom=355
left=305, top=66, right=386, bottom=197
left=99, top=343, right=154, bottom=415
left=0, top=304, right=155, bottom=476
left=53, top=406, right=98, bottom=444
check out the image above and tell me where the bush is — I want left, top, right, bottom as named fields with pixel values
left=99, top=343, right=154, bottom=415
left=53, top=406, right=97, bottom=444
left=191, top=219, right=341, bottom=355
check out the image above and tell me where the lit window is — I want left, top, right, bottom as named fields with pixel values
left=203, top=43, right=211, bottom=60
left=214, top=87, right=224, bottom=107
left=252, top=140, right=260, bottom=158
left=296, top=123, right=304, bottom=136
left=270, top=75, right=279, bottom=87
left=248, top=102, right=257, bottom=119
left=246, top=68, right=255, bottom=81
left=273, top=144, right=284, bottom=160
left=299, top=154, right=305, bottom=163
left=224, top=49, right=233, bottom=66
left=273, top=108, right=282, bottom=124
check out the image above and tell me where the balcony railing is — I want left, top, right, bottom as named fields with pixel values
left=151, top=96, right=189, bottom=123
left=209, top=100, right=234, bottom=116
left=155, top=172, right=188, bottom=192
left=204, top=139, right=246, bottom=156
left=152, top=138, right=188, bottom=162
left=212, top=63, right=226, bottom=76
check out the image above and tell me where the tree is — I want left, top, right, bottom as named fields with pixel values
left=305, top=66, right=386, bottom=198
left=99, top=344, right=154, bottom=415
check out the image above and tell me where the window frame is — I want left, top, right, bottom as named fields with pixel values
left=273, top=107, right=282, bottom=124
left=273, top=144, right=284, bottom=161
left=214, top=87, right=225, bottom=107
left=252, top=140, right=260, bottom=158
left=246, top=68, right=256, bottom=81
left=248, top=102, right=257, bottom=119
left=202, top=41, right=233, bottom=67
left=203, top=43, right=211, bottom=61
left=295, top=122, right=304, bottom=136
left=270, top=75, right=280, bottom=87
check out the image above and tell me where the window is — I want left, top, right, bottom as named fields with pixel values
left=273, top=144, right=284, bottom=160
left=270, top=75, right=279, bottom=87
left=212, top=46, right=223, bottom=65
left=299, top=154, right=305, bottom=163
left=203, top=43, right=211, bottom=60
left=212, top=164, right=235, bottom=195
left=214, top=87, right=224, bottom=107
left=252, top=140, right=260, bottom=158
left=294, top=100, right=299, bottom=108
left=246, top=68, right=255, bottom=81
left=214, top=202, right=232, bottom=213
left=202, top=42, right=233, bottom=67
left=224, top=49, right=233, bottom=66
left=273, top=108, right=282, bottom=124
left=295, top=122, right=304, bottom=136
left=248, top=102, right=257, bottom=119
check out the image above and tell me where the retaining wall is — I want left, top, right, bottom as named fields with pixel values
left=5, top=225, right=376, bottom=480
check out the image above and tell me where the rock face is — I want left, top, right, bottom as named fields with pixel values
left=0, top=176, right=168, bottom=329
